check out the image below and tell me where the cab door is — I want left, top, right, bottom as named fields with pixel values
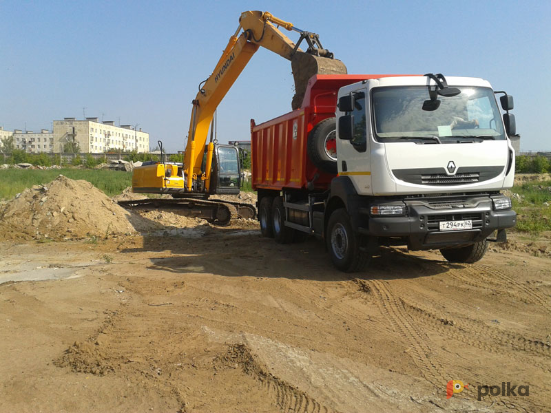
left=211, top=145, right=241, bottom=195
left=336, top=88, right=373, bottom=195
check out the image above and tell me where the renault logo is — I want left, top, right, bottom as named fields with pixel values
left=447, top=161, right=457, bottom=174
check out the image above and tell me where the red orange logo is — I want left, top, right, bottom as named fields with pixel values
left=447, top=380, right=468, bottom=399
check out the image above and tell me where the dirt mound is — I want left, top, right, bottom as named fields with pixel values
left=134, top=210, right=211, bottom=236
left=210, top=192, right=257, bottom=205
left=0, top=175, right=136, bottom=241
left=514, top=173, right=551, bottom=185
left=111, top=187, right=146, bottom=202
left=494, top=232, right=551, bottom=258
left=54, top=340, right=114, bottom=376
left=291, top=51, right=347, bottom=110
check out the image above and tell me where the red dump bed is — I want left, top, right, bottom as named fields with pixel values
left=251, top=74, right=409, bottom=191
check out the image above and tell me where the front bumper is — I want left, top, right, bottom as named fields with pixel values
left=368, top=198, right=516, bottom=250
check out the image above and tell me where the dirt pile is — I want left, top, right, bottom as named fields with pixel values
left=134, top=210, right=211, bottom=236
left=514, top=173, right=551, bottom=185
left=111, top=187, right=147, bottom=202
left=111, top=187, right=172, bottom=203
left=210, top=191, right=257, bottom=205
left=291, top=51, right=347, bottom=110
left=0, top=175, right=136, bottom=241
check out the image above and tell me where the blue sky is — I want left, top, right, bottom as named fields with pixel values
left=1, top=0, right=549, bottom=152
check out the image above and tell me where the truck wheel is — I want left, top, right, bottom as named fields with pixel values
left=440, top=241, right=488, bottom=263
left=272, top=196, right=295, bottom=244
left=259, top=196, right=274, bottom=238
left=308, top=118, right=338, bottom=175
left=326, top=208, right=371, bottom=272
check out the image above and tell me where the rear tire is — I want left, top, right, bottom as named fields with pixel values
left=272, top=196, right=295, bottom=244
left=326, top=208, right=371, bottom=272
left=440, top=240, right=488, bottom=263
left=259, top=196, right=274, bottom=238
left=307, top=118, right=338, bottom=175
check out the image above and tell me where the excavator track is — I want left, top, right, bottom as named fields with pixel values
left=118, top=198, right=255, bottom=226
left=210, top=199, right=257, bottom=220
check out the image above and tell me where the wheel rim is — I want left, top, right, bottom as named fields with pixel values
left=331, top=223, right=348, bottom=260
left=273, top=208, right=281, bottom=234
left=324, top=130, right=337, bottom=161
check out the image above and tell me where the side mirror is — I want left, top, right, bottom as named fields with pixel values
left=338, top=115, right=353, bottom=140
left=437, top=87, right=461, bottom=97
left=422, top=99, right=441, bottom=111
left=503, top=113, right=516, bottom=136
left=338, top=95, right=354, bottom=112
left=500, top=95, right=514, bottom=111
left=422, top=89, right=441, bottom=111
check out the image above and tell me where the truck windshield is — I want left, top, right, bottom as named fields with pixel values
left=371, top=86, right=505, bottom=142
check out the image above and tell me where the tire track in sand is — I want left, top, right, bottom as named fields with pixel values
left=357, top=279, right=448, bottom=387
left=400, top=298, right=551, bottom=373
left=449, top=264, right=551, bottom=313
left=223, top=343, right=334, bottom=413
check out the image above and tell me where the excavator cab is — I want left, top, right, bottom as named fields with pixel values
left=208, top=145, right=241, bottom=195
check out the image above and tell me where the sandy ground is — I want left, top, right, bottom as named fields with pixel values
left=1, top=212, right=550, bottom=413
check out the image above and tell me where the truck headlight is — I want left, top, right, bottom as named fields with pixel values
left=370, top=205, right=406, bottom=216
left=492, top=196, right=512, bottom=210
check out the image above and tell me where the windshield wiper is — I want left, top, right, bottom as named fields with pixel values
left=457, top=135, right=496, bottom=140
left=398, top=136, right=442, bottom=144
left=472, top=135, right=495, bottom=140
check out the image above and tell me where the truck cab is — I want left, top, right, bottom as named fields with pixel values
left=252, top=74, right=517, bottom=272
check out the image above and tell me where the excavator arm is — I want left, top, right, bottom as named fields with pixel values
left=183, top=10, right=347, bottom=192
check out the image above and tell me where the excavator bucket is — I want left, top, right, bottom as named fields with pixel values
left=291, top=51, right=348, bottom=110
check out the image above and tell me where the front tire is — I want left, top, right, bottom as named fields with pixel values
left=326, top=208, right=371, bottom=272
left=259, top=196, right=274, bottom=238
left=440, top=240, right=488, bottom=263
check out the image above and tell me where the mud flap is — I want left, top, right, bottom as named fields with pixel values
left=488, top=229, right=507, bottom=243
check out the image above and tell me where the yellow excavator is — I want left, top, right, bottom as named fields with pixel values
left=122, top=11, right=347, bottom=225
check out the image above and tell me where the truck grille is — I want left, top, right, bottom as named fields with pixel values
left=393, top=166, right=503, bottom=186
left=427, top=213, right=483, bottom=231
left=421, top=173, right=479, bottom=185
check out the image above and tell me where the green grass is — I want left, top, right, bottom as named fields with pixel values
left=240, top=179, right=253, bottom=192
left=511, top=179, right=551, bottom=234
left=0, top=168, right=256, bottom=200
left=0, top=168, right=132, bottom=200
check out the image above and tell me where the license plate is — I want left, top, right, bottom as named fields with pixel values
left=439, top=220, right=472, bottom=231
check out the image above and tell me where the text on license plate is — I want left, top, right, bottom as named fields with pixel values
left=439, top=220, right=473, bottom=231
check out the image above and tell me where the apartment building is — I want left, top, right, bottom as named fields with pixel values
left=53, top=118, right=150, bottom=153
left=12, top=129, right=54, bottom=153
left=0, top=127, right=13, bottom=151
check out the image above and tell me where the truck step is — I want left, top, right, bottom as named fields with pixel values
left=284, top=221, right=312, bottom=233
left=284, top=202, right=310, bottom=212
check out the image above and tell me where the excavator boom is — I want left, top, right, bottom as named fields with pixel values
left=184, top=11, right=347, bottom=192
left=129, top=11, right=346, bottom=224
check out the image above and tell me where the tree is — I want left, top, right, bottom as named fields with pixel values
left=240, top=149, right=251, bottom=170
left=532, top=156, right=550, bottom=173
left=0, top=135, right=15, bottom=154
left=63, top=140, right=80, bottom=154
